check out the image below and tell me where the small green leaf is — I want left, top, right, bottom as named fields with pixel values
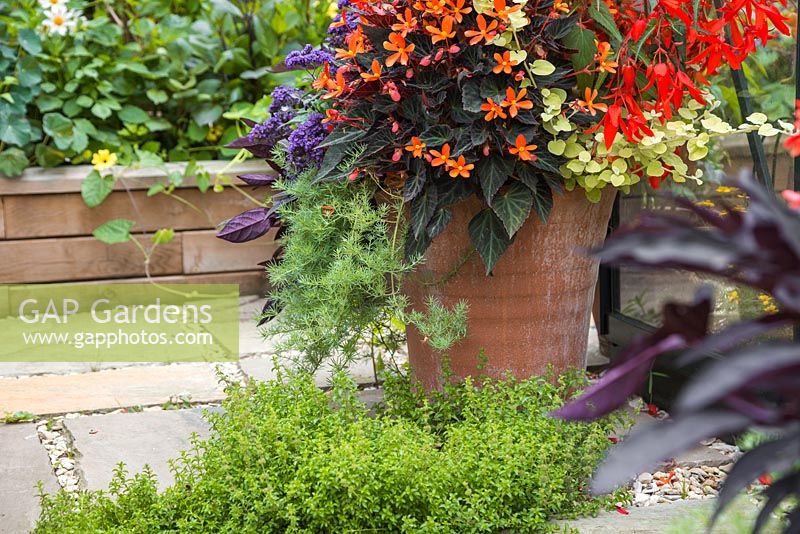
left=119, top=105, right=149, bottom=124
left=42, top=113, right=74, bottom=150
left=151, top=228, right=175, bottom=245
left=17, top=29, right=42, bottom=55
left=0, top=148, right=28, bottom=176
left=530, top=60, right=556, bottom=76
left=491, top=182, right=533, bottom=238
left=147, top=183, right=166, bottom=197
left=468, top=209, right=512, bottom=275
left=90, top=102, right=112, bottom=119
left=93, top=219, right=134, bottom=244
left=81, top=170, right=114, bottom=208
left=146, top=88, right=168, bottom=105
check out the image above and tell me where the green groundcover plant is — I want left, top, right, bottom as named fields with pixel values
left=0, top=0, right=330, bottom=176
left=35, top=369, right=627, bottom=533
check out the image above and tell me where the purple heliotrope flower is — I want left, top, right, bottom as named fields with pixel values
left=268, top=86, right=303, bottom=114
left=284, top=45, right=334, bottom=70
left=286, top=112, right=326, bottom=172
left=247, top=110, right=295, bottom=150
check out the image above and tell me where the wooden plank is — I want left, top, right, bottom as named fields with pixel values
left=74, top=270, right=269, bottom=296
left=0, top=197, right=5, bottom=239
left=0, top=160, right=273, bottom=195
left=182, top=229, right=278, bottom=274
left=3, top=188, right=270, bottom=239
left=0, top=235, right=182, bottom=284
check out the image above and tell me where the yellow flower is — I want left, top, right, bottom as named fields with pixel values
left=727, top=290, right=739, bottom=303
left=206, top=125, right=224, bottom=142
left=91, top=149, right=117, bottom=171
left=716, top=186, right=737, bottom=194
left=694, top=200, right=715, bottom=207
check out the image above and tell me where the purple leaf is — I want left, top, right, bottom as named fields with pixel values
left=591, top=411, right=751, bottom=494
left=678, top=313, right=796, bottom=366
left=238, top=173, right=277, bottom=187
left=676, top=343, right=800, bottom=414
left=217, top=207, right=275, bottom=243
left=552, top=334, right=685, bottom=421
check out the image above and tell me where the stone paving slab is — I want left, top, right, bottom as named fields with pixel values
left=559, top=500, right=710, bottom=533
left=65, top=408, right=218, bottom=491
left=239, top=355, right=390, bottom=387
left=0, top=363, right=226, bottom=416
left=0, top=423, right=59, bottom=534
left=0, top=361, right=160, bottom=378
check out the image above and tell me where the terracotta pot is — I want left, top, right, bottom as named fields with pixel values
left=403, top=188, right=616, bottom=390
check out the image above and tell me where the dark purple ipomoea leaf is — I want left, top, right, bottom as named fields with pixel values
left=676, top=343, right=800, bottom=415
left=590, top=411, right=751, bottom=494
left=238, top=173, right=278, bottom=187
left=677, top=313, right=796, bottom=366
left=551, top=334, right=685, bottom=421
left=711, top=429, right=800, bottom=526
left=753, top=471, right=800, bottom=534
left=225, top=136, right=276, bottom=159
left=217, top=207, right=276, bottom=243
left=552, top=288, right=712, bottom=421
left=256, top=298, right=277, bottom=327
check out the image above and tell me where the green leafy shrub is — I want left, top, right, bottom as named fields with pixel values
left=0, top=0, right=331, bottom=176
left=35, top=370, right=626, bottom=533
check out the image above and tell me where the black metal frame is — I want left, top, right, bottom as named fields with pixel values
left=597, top=15, right=799, bottom=401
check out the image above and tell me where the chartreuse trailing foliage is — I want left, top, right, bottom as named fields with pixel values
left=35, top=369, right=627, bottom=533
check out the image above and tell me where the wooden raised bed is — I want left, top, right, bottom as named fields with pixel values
left=0, top=160, right=276, bottom=295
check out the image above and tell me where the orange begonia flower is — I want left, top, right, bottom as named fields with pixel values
left=501, top=87, right=533, bottom=117
left=595, top=41, right=619, bottom=74
left=508, top=134, right=538, bottom=161
left=464, top=15, right=499, bottom=45
left=312, top=62, right=332, bottom=91
left=360, top=59, right=382, bottom=82
left=322, top=109, right=341, bottom=124
left=489, top=0, right=522, bottom=21
left=322, top=68, right=347, bottom=100
left=426, top=16, right=456, bottom=44
left=551, top=0, right=570, bottom=15
left=447, top=0, right=472, bottom=22
left=576, top=87, right=608, bottom=115
left=391, top=8, right=418, bottom=36
left=335, top=28, right=366, bottom=60
left=493, top=51, right=518, bottom=74
left=480, top=98, right=507, bottom=121
left=429, top=144, right=452, bottom=167
left=447, top=155, right=474, bottom=178
left=423, top=0, right=448, bottom=16
left=405, top=136, right=427, bottom=158
left=384, top=32, right=415, bottom=66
